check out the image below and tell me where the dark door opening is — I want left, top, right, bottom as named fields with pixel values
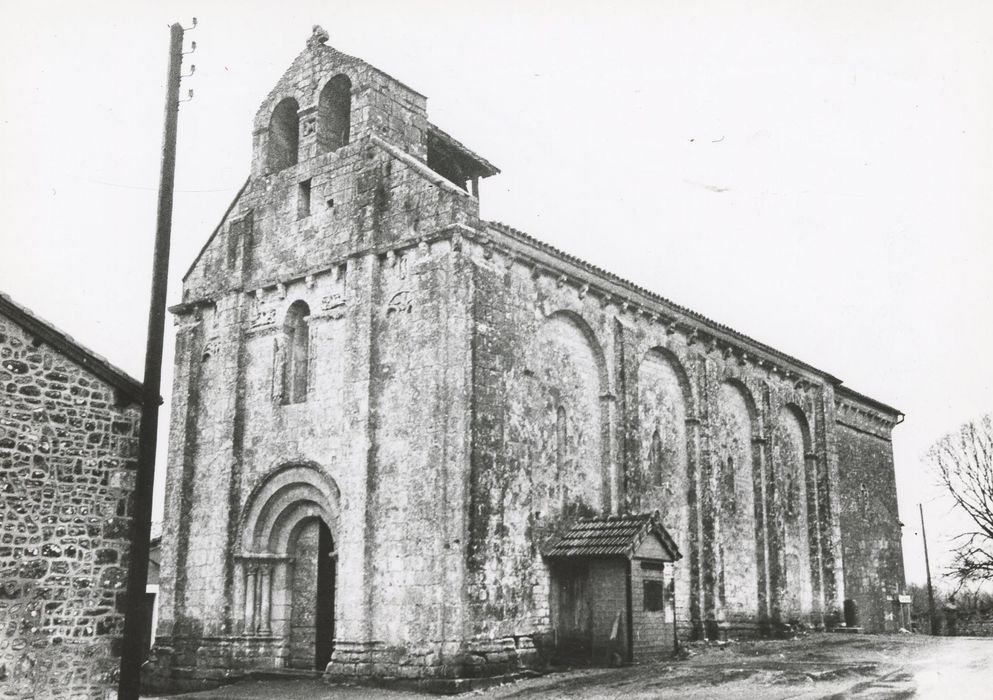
left=315, top=520, right=335, bottom=670
left=288, top=517, right=336, bottom=670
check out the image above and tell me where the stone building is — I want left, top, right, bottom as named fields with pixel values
left=0, top=293, right=143, bottom=699
left=150, top=28, right=906, bottom=689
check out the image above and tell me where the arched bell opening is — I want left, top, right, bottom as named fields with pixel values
left=267, top=97, right=300, bottom=172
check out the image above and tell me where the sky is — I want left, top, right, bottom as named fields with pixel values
left=1, top=0, right=991, bottom=589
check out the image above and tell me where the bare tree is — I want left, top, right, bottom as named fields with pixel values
left=926, top=413, right=993, bottom=585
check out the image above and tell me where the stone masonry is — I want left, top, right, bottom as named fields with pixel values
left=0, top=293, right=143, bottom=699
left=150, top=27, right=907, bottom=691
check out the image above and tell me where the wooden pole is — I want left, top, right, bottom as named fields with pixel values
left=919, top=503, right=938, bottom=635
left=118, top=22, right=184, bottom=699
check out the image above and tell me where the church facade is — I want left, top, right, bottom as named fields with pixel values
left=150, top=29, right=906, bottom=688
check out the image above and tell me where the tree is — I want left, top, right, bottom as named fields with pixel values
left=926, top=413, right=993, bottom=586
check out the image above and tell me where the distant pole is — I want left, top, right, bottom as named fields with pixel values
left=919, top=503, right=938, bottom=635
left=118, top=22, right=184, bottom=699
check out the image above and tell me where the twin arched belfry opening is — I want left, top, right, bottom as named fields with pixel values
left=238, top=464, right=339, bottom=670
left=267, top=74, right=352, bottom=173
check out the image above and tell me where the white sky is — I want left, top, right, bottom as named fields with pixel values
left=2, top=0, right=991, bottom=590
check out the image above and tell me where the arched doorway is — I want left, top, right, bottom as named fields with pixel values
left=288, top=518, right=336, bottom=670
left=239, top=464, right=341, bottom=672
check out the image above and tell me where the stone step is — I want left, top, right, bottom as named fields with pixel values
left=247, top=668, right=325, bottom=681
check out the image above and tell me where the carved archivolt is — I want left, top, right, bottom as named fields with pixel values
left=235, top=463, right=342, bottom=637
left=239, top=463, right=341, bottom=554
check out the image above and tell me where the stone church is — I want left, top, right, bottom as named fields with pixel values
left=151, top=28, right=907, bottom=688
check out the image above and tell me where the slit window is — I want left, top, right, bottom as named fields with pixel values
left=297, top=179, right=312, bottom=219
left=281, top=300, right=310, bottom=404
left=649, top=429, right=663, bottom=486
left=556, top=405, right=567, bottom=478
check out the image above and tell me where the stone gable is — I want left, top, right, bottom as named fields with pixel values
left=0, top=296, right=142, bottom=699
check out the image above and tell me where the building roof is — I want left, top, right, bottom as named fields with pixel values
left=835, top=384, right=901, bottom=418
left=427, top=123, right=501, bottom=178
left=0, top=292, right=144, bottom=406
left=546, top=511, right=681, bottom=561
left=485, top=220, right=899, bottom=414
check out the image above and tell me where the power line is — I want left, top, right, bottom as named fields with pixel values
left=72, top=175, right=237, bottom=193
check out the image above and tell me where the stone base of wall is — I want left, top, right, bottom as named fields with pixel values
left=143, top=634, right=544, bottom=694
left=697, top=613, right=837, bottom=641
left=141, top=635, right=289, bottom=693
left=700, top=619, right=768, bottom=641
left=325, top=636, right=543, bottom=689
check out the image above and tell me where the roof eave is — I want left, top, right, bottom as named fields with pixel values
left=427, top=123, right=500, bottom=178
left=0, top=292, right=144, bottom=406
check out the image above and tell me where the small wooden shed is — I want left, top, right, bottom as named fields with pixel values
left=545, top=511, right=682, bottom=665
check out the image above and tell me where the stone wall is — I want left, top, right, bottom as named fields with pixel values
left=630, top=561, right=676, bottom=661
left=464, top=225, right=851, bottom=645
left=953, top=619, right=993, bottom=637
left=153, top=40, right=479, bottom=686
left=635, top=350, right=691, bottom=627
left=835, top=392, right=905, bottom=632
left=0, top=311, right=141, bottom=699
left=154, top=234, right=477, bottom=686
left=712, top=382, right=760, bottom=624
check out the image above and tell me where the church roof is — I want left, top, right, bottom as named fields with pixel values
left=485, top=220, right=900, bottom=416
left=427, top=123, right=500, bottom=178
left=0, top=292, right=144, bottom=406
left=546, top=511, right=681, bottom=561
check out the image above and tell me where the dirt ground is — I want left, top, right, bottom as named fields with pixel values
left=149, top=633, right=993, bottom=699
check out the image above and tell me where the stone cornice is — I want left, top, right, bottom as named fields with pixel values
left=172, top=219, right=898, bottom=425
left=834, top=396, right=900, bottom=439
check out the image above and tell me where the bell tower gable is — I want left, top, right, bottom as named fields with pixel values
left=250, top=26, right=429, bottom=179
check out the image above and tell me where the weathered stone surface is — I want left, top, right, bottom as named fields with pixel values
left=834, top=392, right=907, bottom=632
left=151, top=30, right=905, bottom=691
left=0, top=303, right=141, bottom=699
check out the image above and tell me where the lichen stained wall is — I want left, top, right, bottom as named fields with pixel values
left=0, top=312, right=141, bottom=699
left=466, top=222, right=857, bottom=643
left=363, top=240, right=472, bottom=651
left=770, top=406, right=815, bottom=621
left=635, top=350, right=691, bottom=630
left=835, top=393, right=904, bottom=632
left=467, top=258, right=614, bottom=645
left=155, top=37, right=480, bottom=684
left=711, top=381, right=759, bottom=623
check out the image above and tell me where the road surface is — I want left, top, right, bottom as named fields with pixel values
left=147, top=633, right=993, bottom=699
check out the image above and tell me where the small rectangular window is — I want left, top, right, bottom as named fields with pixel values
left=297, top=179, right=312, bottom=219
left=644, top=579, right=665, bottom=612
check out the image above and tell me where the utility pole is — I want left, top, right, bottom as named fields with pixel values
left=919, top=503, right=938, bottom=635
left=118, top=21, right=190, bottom=699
